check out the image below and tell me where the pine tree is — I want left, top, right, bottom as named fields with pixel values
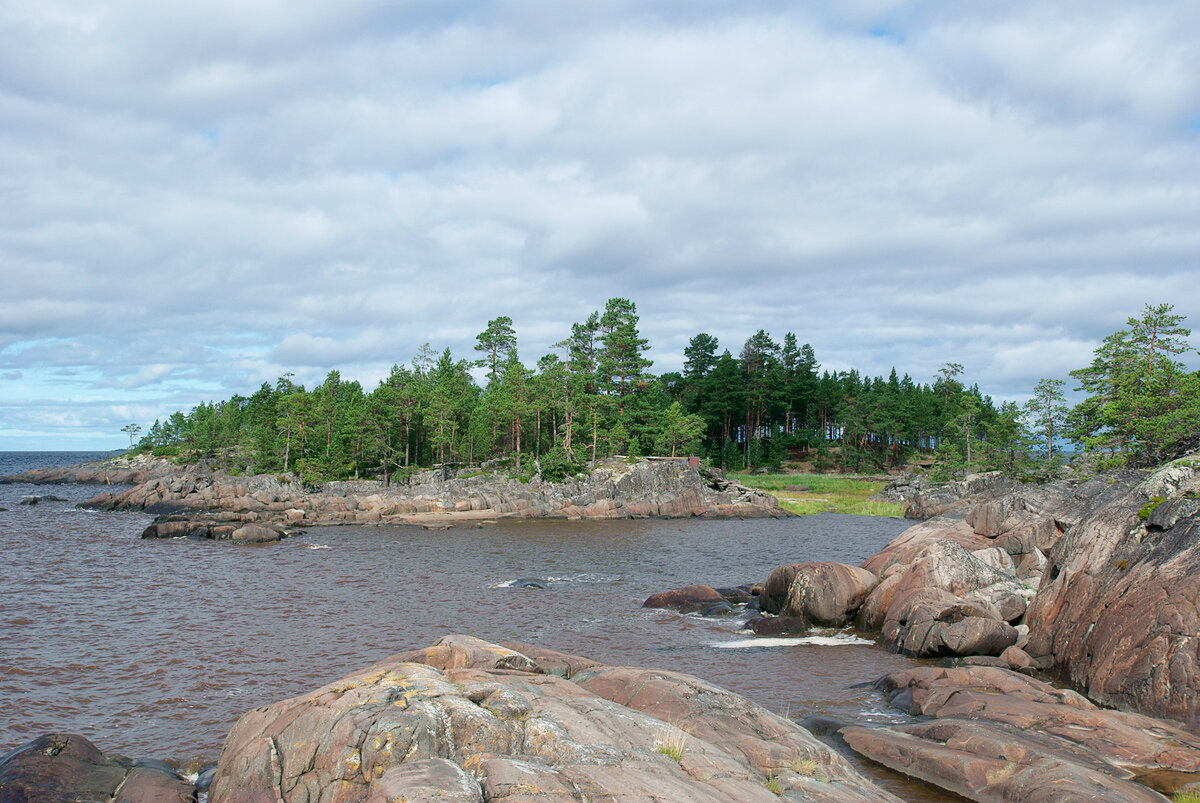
left=1024, top=378, right=1068, bottom=463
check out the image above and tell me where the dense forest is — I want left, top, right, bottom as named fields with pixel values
left=129, top=300, right=1200, bottom=483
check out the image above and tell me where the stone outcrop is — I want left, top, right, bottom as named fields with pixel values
left=5, top=456, right=789, bottom=528
left=1023, top=460, right=1200, bottom=725
left=0, top=453, right=180, bottom=487
left=139, top=515, right=287, bottom=542
left=642, top=584, right=732, bottom=614
left=208, top=635, right=901, bottom=803
left=0, top=733, right=195, bottom=802
left=872, top=472, right=1018, bottom=519
left=842, top=665, right=1200, bottom=801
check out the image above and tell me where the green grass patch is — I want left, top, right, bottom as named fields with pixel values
left=1174, top=791, right=1200, bottom=803
left=730, top=473, right=905, bottom=517
left=1138, top=496, right=1166, bottom=521
left=653, top=728, right=686, bottom=763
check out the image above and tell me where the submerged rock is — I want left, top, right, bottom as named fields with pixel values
left=209, top=635, right=902, bottom=803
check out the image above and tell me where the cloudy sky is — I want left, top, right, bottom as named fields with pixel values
left=3, top=1, right=1199, bottom=449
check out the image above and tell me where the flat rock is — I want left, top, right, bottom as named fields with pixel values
left=849, top=665, right=1200, bottom=798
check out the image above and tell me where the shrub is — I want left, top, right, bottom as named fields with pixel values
left=539, top=445, right=586, bottom=483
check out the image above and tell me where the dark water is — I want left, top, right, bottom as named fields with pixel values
left=0, top=452, right=951, bottom=801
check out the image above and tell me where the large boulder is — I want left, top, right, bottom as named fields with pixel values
left=777, top=563, right=879, bottom=626
left=209, top=636, right=901, bottom=803
left=880, top=588, right=1017, bottom=658
left=0, top=733, right=194, bottom=802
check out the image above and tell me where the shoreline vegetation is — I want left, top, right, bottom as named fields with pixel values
left=113, top=300, right=1200, bottom=495
left=731, top=472, right=907, bottom=516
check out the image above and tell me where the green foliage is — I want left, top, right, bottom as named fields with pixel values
left=1173, top=789, right=1200, bottom=803
left=538, top=445, right=586, bottom=483
left=1139, top=496, right=1166, bottom=521
left=1068, top=303, right=1200, bottom=467
left=134, top=298, right=1200, bottom=485
left=731, top=473, right=905, bottom=517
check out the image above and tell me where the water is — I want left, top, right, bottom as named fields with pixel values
left=0, top=452, right=949, bottom=800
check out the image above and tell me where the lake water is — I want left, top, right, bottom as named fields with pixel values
left=0, top=451, right=950, bottom=800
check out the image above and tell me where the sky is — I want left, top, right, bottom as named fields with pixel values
left=2, top=1, right=1199, bottom=450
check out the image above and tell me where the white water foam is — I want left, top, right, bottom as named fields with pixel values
left=302, top=544, right=331, bottom=550
left=709, top=633, right=873, bottom=649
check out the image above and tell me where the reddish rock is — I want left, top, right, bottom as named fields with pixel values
left=844, top=664, right=1200, bottom=800
left=0, top=733, right=193, bottom=803
left=1023, top=462, right=1200, bottom=723
left=778, top=562, right=879, bottom=626
left=209, top=636, right=901, bottom=803
left=641, top=584, right=725, bottom=613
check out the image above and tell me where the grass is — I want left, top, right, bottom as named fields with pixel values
left=1174, top=791, right=1200, bottom=803
left=654, top=728, right=686, bottom=763
left=790, top=757, right=829, bottom=782
left=730, top=472, right=906, bottom=517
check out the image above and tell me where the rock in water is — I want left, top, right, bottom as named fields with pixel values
left=0, top=733, right=194, bottom=802
left=208, top=635, right=902, bottom=802
left=778, top=562, right=879, bottom=626
left=641, top=584, right=726, bottom=612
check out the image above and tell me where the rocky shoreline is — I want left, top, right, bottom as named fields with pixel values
left=643, top=455, right=1200, bottom=800
left=2, top=455, right=790, bottom=541
left=5, top=456, right=1200, bottom=801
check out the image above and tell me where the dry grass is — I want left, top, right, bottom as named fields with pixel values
left=653, top=727, right=686, bottom=763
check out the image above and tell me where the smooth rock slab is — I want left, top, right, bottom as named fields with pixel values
left=842, top=721, right=1170, bottom=802
left=642, top=584, right=726, bottom=613
left=209, top=635, right=902, bottom=803
left=843, top=665, right=1200, bottom=800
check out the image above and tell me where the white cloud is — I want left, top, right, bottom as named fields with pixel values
left=1, top=1, right=1199, bottom=448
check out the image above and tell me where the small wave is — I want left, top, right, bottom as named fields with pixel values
left=302, top=544, right=330, bottom=550
left=709, top=633, right=873, bottom=649
left=543, top=573, right=619, bottom=584
left=489, top=578, right=547, bottom=589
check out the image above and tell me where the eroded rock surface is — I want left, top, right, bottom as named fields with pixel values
left=872, top=472, right=1018, bottom=520
left=1023, top=461, right=1200, bottom=724
left=842, top=665, right=1200, bottom=801
left=209, top=635, right=901, bottom=803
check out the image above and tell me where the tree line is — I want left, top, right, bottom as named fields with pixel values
left=132, top=300, right=1200, bottom=482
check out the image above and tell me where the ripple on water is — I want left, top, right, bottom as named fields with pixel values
left=1, top=463, right=950, bottom=799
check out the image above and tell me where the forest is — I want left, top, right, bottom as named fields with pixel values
left=129, top=300, right=1200, bottom=483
